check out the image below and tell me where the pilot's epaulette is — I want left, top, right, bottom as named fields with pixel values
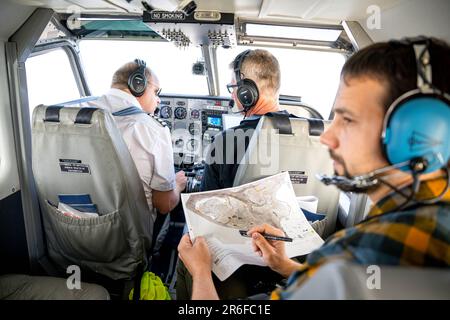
left=147, top=113, right=168, bottom=128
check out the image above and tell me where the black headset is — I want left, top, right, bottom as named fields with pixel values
left=128, top=59, right=148, bottom=97
left=233, top=50, right=259, bottom=112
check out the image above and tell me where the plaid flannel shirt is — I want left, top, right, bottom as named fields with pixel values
left=272, top=176, right=450, bottom=300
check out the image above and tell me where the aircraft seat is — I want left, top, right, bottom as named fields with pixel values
left=286, top=260, right=450, bottom=299
left=233, top=113, right=339, bottom=238
left=0, top=274, right=110, bottom=300
left=280, top=104, right=324, bottom=120
left=32, top=103, right=153, bottom=281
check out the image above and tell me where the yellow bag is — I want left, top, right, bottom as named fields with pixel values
left=129, top=271, right=171, bottom=300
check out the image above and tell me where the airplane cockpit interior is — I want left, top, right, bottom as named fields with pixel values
left=0, top=0, right=449, bottom=304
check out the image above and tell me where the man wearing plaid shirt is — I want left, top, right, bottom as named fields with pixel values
left=177, top=37, right=450, bottom=300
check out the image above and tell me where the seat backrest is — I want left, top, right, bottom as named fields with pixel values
left=233, top=114, right=339, bottom=237
left=0, top=274, right=110, bottom=300
left=280, top=104, right=324, bottom=120
left=287, top=260, right=450, bottom=299
left=32, top=103, right=153, bottom=280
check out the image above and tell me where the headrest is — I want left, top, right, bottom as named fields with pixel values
left=261, top=114, right=328, bottom=137
left=33, top=105, right=104, bottom=127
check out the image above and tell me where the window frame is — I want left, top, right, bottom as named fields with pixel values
left=30, top=39, right=90, bottom=97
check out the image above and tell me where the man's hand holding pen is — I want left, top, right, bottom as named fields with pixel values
left=247, top=224, right=303, bottom=278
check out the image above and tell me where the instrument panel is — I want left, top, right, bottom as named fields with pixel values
left=157, top=96, right=233, bottom=166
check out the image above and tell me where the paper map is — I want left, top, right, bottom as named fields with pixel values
left=181, top=172, right=324, bottom=281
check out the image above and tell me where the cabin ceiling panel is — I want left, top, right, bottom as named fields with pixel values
left=5, top=0, right=410, bottom=22
left=191, top=0, right=262, bottom=15
left=1, top=1, right=37, bottom=40
left=7, top=0, right=255, bottom=14
left=256, top=0, right=406, bottom=23
left=7, top=0, right=141, bottom=13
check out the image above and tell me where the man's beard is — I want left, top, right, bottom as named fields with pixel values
left=328, top=150, right=379, bottom=193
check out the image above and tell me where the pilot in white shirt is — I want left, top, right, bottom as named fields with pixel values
left=90, top=60, right=187, bottom=221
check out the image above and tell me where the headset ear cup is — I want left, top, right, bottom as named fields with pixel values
left=383, top=92, right=450, bottom=173
left=237, top=79, right=259, bottom=111
left=128, top=60, right=148, bottom=97
left=128, top=73, right=147, bottom=97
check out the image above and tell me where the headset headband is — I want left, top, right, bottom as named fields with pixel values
left=134, top=59, right=147, bottom=78
left=232, top=50, right=260, bottom=112
left=233, top=50, right=251, bottom=83
left=406, top=37, right=433, bottom=92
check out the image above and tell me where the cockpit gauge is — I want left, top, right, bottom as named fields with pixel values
left=188, top=122, right=201, bottom=135
left=159, top=105, right=172, bottom=119
left=190, top=109, right=200, bottom=119
left=174, top=106, right=187, bottom=119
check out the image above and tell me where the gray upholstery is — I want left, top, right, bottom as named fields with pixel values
left=32, top=105, right=153, bottom=280
left=288, top=260, right=450, bottom=300
left=233, top=116, right=340, bottom=237
left=0, top=274, right=110, bottom=300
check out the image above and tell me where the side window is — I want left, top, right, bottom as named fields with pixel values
left=26, top=48, right=80, bottom=120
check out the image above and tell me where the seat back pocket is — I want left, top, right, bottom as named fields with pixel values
left=44, top=201, right=128, bottom=263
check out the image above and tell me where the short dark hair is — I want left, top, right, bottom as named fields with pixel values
left=341, top=37, right=450, bottom=111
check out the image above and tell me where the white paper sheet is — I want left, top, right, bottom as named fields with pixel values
left=181, top=172, right=324, bottom=281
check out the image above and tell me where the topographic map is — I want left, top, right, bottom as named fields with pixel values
left=181, top=172, right=324, bottom=280
left=184, top=173, right=290, bottom=231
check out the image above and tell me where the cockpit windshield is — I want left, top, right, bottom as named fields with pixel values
left=79, top=39, right=208, bottom=96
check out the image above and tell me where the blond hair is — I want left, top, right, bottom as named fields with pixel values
left=230, top=49, right=281, bottom=94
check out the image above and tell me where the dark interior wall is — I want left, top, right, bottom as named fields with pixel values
left=0, top=191, right=29, bottom=275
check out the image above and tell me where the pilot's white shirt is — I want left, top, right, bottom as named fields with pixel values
left=91, top=88, right=175, bottom=220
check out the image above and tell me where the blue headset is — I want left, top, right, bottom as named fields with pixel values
left=233, top=50, right=259, bottom=112
left=128, top=59, right=148, bottom=97
left=381, top=37, right=450, bottom=174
